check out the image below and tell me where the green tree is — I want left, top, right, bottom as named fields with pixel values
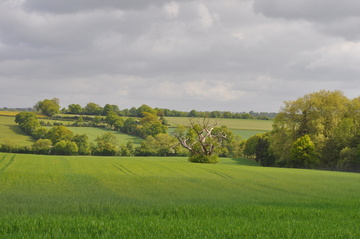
left=138, top=112, right=167, bottom=138
left=33, top=127, right=49, bottom=139
left=290, top=135, right=319, bottom=168
left=105, top=111, right=123, bottom=128
left=68, top=104, right=83, bottom=114
left=73, top=134, right=91, bottom=155
left=120, top=141, right=135, bottom=156
left=136, top=104, right=157, bottom=117
left=32, top=139, right=53, bottom=155
left=53, top=140, right=79, bottom=155
left=271, top=90, right=351, bottom=168
left=47, top=126, right=74, bottom=144
left=136, top=134, right=181, bottom=156
left=122, top=118, right=138, bottom=135
left=15, top=112, right=40, bottom=135
left=84, top=102, right=102, bottom=115
left=34, top=98, right=60, bottom=117
left=94, top=133, right=119, bottom=156
left=102, top=104, right=120, bottom=116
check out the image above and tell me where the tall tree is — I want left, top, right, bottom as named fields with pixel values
left=173, top=118, right=227, bottom=163
left=34, top=98, right=60, bottom=117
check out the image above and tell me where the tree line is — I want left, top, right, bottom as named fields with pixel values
left=30, top=98, right=275, bottom=120
left=242, top=90, right=360, bottom=172
left=4, top=110, right=241, bottom=159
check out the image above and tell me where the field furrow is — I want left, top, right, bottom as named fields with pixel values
left=0, top=154, right=15, bottom=173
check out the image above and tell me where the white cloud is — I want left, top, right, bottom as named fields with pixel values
left=184, top=80, right=243, bottom=101
left=163, top=2, right=179, bottom=18
left=307, top=42, right=360, bottom=71
left=196, top=3, right=218, bottom=30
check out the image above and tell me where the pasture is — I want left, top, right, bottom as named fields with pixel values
left=68, top=127, right=143, bottom=145
left=0, top=116, right=35, bottom=146
left=165, top=117, right=273, bottom=131
left=0, top=153, right=359, bottom=238
left=1, top=114, right=272, bottom=147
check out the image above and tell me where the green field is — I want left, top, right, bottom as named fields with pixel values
left=68, top=127, right=143, bottom=145
left=165, top=117, right=273, bottom=131
left=0, top=153, right=359, bottom=238
left=166, top=117, right=272, bottom=139
left=0, top=116, right=142, bottom=147
left=0, top=116, right=35, bottom=146
left=1, top=115, right=271, bottom=147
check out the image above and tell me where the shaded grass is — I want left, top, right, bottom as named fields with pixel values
left=0, top=116, right=35, bottom=146
left=0, top=153, right=359, bottom=238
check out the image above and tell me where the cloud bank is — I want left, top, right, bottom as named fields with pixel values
left=1, top=0, right=359, bottom=112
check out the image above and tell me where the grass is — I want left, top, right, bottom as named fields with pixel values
left=0, top=116, right=35, bottom=146
left=231, top=129, right=268, bottom=139
left=68, top=127, right=143, bottom=145
left=0, top=111, right=46, bottom=118
left=165, top=117, right=273, bottom=130
left=166, top=117, right=273, bottom=139
left=0, top=115, right=142, bottom=147
left=0, top=153, right=359, bottom=238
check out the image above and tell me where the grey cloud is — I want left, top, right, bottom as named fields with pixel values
left=1, top=0, right=360, bottom=112
left=23, top=0, right=193, bottom=13
left=253, top=0, right=360, bottom=40
left=253, top=0, right=360, bottom=22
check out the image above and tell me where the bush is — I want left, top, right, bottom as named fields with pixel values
left=32, top=139, right=53, bottom=155
left=53, top=140, right=78, bottom=155
left=188, top=154, right=219, bottom=164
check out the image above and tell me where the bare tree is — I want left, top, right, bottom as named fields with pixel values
left=172, top=118, right=227, bottom=163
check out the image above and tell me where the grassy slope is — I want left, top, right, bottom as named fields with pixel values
left=0, top=115, right=142, bottom=146
left=0, top=116, right=35, bottom=146
left=0, top=153, right=359, bottom=238
left=165, top=117, right=273, bottom=130
left=68, top=127, right=143, bottom=145
left=166, top=117, right=272, bottom=139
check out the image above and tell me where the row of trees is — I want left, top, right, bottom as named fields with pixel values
left=10, top=110, right=242, bottom=161
left=243, top=90, right=360, bottom=172
left=33, top=98, right=275, bottom=119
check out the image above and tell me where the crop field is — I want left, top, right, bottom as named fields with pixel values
left=0, top=116, right=35, bottom=146
left=0, top=153, right=359, bottom=238
left=0, top=111, right=46, bottom=118
left=165, top=117, right=273, bottom=131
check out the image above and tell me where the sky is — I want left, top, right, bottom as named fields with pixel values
left=1, top=0, right=360, bottom=112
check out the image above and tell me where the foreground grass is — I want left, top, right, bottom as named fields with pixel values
left=0, top=153, right=359, bottom=238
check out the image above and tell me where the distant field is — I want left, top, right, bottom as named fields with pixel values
left=231, top=129, right=268, bottom=139
left=165, top=117, right=273, bottom=131
left=68, top=127, right=142, bottom=145
left=0, top=115, right=142, bottom=146
left=166, top=117, right=272, bottom=139
left=0, top=111, right=46, bottom=118
left=0, top=153, right=359, bottom=238
left=0, top=116, right=35, bottom=146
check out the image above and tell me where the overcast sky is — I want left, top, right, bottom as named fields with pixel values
left=1, top=0, right=360, bottom=112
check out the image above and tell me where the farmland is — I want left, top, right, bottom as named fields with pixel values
left=0, top=153, right=359, bottom=238
left=0, top=116, right=35, bottom=146
left=0, top=114, right=272, bottom=148
left=165, top=117, right=273, bottom=130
